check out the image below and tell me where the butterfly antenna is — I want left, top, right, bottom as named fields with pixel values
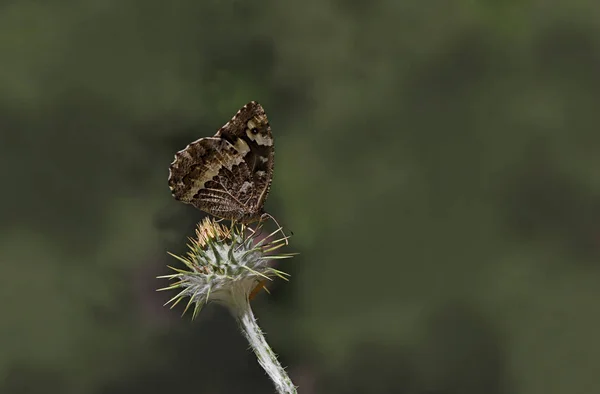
left=263, top=213, right=289, bottom=246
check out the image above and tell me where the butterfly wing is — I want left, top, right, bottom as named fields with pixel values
left=216, top=102, right=274, bottom=215
left=168, top=102, right=274, bottom=223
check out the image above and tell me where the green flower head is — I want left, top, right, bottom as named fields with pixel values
left=158, top=217, right=294, bottom=319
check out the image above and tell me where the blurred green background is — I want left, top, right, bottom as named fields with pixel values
left=2, top=0, right=599, bottom=393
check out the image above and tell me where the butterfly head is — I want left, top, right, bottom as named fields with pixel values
left=237, top=209, right=267, bottom=225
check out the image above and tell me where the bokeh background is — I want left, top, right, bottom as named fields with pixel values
left=2, top=1, right=599, bottom=393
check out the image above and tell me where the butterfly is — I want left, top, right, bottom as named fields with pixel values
left=168, top=102, right=274, bottom=224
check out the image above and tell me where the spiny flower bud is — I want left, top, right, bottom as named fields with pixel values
left=158, top=217, right=294, bottom=319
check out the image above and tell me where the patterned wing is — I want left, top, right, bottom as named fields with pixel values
left=168, top=102, right=274, bottom=223
left=216, top=102, right=274, bottom=215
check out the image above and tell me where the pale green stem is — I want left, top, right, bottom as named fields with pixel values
left=231, top=294, right=297, bottom=394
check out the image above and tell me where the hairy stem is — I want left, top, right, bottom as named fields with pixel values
left=231, top=295, right=297, bottom=394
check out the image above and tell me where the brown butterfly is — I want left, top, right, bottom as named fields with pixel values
left=168, top=102, right=274, bottom=224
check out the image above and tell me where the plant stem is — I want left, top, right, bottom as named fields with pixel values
left=232, top=296, right=297, bottom=394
